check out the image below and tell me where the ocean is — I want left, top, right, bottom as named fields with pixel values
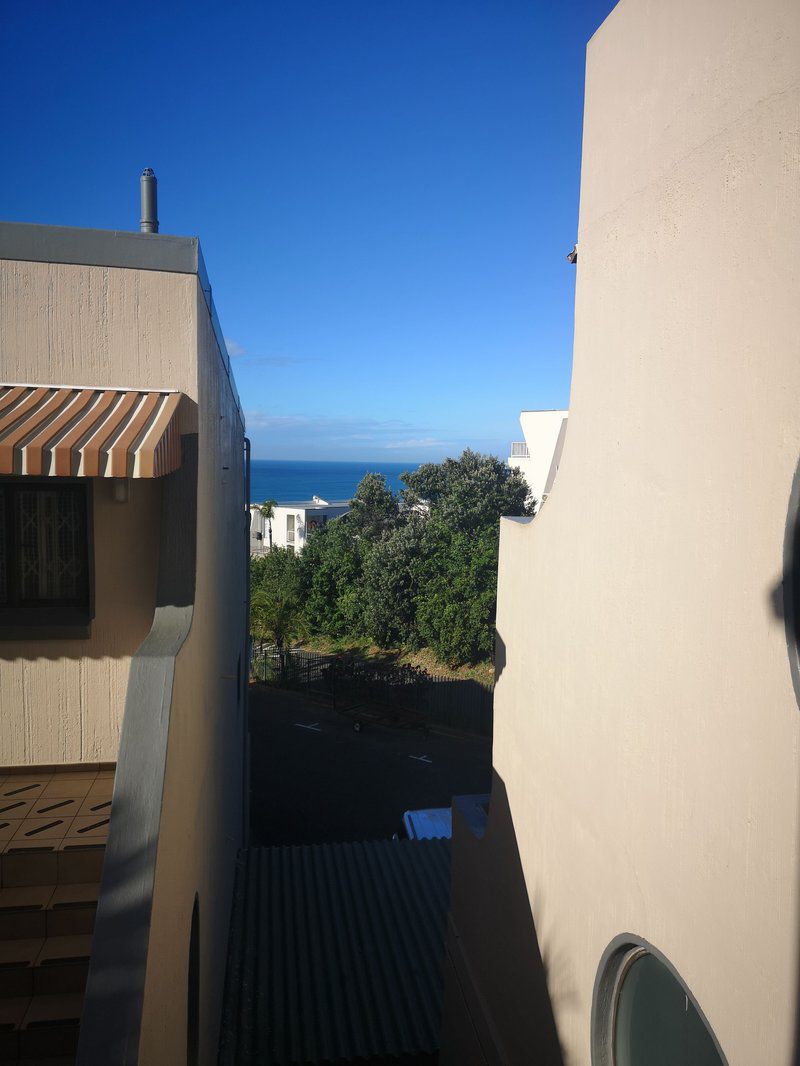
left=249, top=459, right=420, bottom=506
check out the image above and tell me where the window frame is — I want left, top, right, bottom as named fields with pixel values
left=591, top=934, right=729, bottom=1066
left=0, top=477, right=95, bottom=636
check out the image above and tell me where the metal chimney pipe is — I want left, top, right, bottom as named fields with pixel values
left=139, top=168, right=159, bottom=233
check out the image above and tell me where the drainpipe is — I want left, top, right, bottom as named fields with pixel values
left=243, top=436, right=252, bottom=845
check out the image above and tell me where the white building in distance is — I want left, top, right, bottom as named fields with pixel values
left=249, top=496, right=350, bottom=554
left=507, top=409, right=568, bottom=511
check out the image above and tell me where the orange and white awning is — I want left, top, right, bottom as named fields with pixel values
left=0, top=385, right=183, bottom=478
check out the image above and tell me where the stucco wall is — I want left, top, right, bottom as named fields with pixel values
left=0, top=478, right=161, bottom=763
left=0, top=259, right=197, bottom=397
left=137, top=278, right=247, bottom=1066
left=448, top=1, right=800, bottom=1063
left=0, top=259, right=196, bottom=764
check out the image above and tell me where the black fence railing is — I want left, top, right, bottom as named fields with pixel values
left=250, top=647, right=494, bottom=738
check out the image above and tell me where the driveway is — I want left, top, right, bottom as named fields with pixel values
left=248, top=685, right=492, bottom=846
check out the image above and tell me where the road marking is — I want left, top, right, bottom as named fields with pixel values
left=409, top=754, right=432, bottom=763
left=294, top=722, right=321, bottom=732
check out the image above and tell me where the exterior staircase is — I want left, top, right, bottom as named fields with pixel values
left=0, top=766, right=112, bottom=1065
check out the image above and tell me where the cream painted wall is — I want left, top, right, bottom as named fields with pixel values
left=0, top=479, right=161, bottom=764
left=0, top=259, right=197, bottom=398
left=455, top=1, right=800, bottom=1063
left=137, top=279, right=246, bottom=1066
left=0, top=259, right=196, bottom=765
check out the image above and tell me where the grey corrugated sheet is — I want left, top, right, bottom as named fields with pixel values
left=219, top=839, right=451, bottom=1065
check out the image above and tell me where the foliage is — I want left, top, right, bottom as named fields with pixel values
left=250, top=452, right=533, bottom=669
left=361, top=515, right=425, bottom=648
left=297, top=516, right=368, bottom=638
left=258, top=498, right=277, bottom=548
left=250, top=547, right=305, bottom=659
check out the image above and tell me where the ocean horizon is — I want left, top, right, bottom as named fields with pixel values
left=249, top=459, right=421, bottom=505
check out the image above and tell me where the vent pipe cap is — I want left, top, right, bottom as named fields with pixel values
left=140, top=168, right=159, bottom=234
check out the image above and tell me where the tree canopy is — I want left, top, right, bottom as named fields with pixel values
left=250, top=450, right=534, bottom=667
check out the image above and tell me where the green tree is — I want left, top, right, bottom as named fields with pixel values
left=250, top=546, right=305, bottom=666
left=348, top=472, right=399, bottom=539
left=362, top=515, right=425, bottom=647
left=403, top=451, right=533, bottom=665
left=258, top=498, right=277, bottom=549
left=298, top=517, right=367, bottom=638
left=402, top=449, right=532, bottom=532
left=289, top=452, right=532, bottom=668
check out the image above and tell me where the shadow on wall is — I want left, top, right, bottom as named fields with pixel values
left=494, top=632, right=507, bottom=685
left=441, top=770, right=565, bottom=1066
left=76, top=792, right=158, bottom=1064
left=770, top=460, right=800, bottom=1065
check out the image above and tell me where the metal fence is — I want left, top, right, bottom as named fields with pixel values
left=250, top=647, right=494, bottom=738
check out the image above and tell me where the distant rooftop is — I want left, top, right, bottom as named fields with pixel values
left=256, top=498, right=350, bottom=510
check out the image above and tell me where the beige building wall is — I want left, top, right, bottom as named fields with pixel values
left=445, top=1, right=800, bottom=1063
left=137, top=279, right=247, bottom=1065
left=0, top=260, right=197, bottom=764
left=0, top=479, right=161, bottom=764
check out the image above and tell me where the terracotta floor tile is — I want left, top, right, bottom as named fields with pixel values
left=30, top=796, right=84, bottom=820
left=63, top=816, right=109, bottom=843
left=0, top=780, right=48, bottom=801
left=0, top=796, right=37, bottom=820
left=11, top=818, right=72, bottom=844
left=76, top=795, right=112, bottom=817
left=40, top=779, right=93, bottom=799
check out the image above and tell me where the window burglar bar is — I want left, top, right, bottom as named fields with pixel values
left=0, top=482, right=90, bottom=616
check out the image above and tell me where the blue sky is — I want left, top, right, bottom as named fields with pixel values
left=1, top=1, right=616, bottom=461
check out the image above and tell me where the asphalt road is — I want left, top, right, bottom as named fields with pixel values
left=248, top=685, right=492, bottom=846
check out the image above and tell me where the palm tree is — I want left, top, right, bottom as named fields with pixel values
left=250, top=587, right=306, bottom=673
left=259, top=499, right=277, bottom=549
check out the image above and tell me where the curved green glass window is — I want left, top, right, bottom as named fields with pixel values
left=614, top=953, right=724, bottom=1066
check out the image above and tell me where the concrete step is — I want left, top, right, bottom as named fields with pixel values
left=0, top=771, right=112, bottom=891
left=0, top=883, right=99, bottom=941
left=0, top=767, right=114, bottom=1065
left=0, top=993, right=82, bottom=1061
left=0, top=934, right=92, bottom=998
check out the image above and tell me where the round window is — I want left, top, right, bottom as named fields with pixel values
left=592, top=940, right=727, bottom=1066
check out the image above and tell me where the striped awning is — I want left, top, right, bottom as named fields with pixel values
left=0, top=385, right=183, bottom=478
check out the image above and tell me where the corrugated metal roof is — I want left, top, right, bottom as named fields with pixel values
left=219, top=839, right=451, bottom=1065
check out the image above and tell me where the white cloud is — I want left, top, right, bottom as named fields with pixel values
left=385, top=438, right=447, bottom=450
left=225, top=338, right=247, bottom=357
left=244, top=409, right=456, bottom=460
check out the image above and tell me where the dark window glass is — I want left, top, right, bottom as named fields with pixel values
left=0, top=482, right=90, bottom=616
left=615, top=953, right=724, bottom=1066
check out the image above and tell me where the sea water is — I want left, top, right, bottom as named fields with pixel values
left=249, top=459, right=420, bottom=506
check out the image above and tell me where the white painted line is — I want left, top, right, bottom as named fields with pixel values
left=408, top=755, right=432, bottom=763
left=294, top=722, right=321, bottom=732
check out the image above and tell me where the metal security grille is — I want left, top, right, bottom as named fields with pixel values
left=17, top=488, right=84, bottom=601
left=0, top=488, right=6, bottom=604
left=0, top=482, right=89, bottom=611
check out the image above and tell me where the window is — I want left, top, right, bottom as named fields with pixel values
left=593, top=940, right=727, bottom=1066
left=0, top=481, right=92, bottom=628
left=286, top=513, right=295, bottom=545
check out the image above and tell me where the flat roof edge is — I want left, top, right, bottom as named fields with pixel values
left=0, top=220, right=245, bottom=429
left=0, top=220, right=200, bottom=275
